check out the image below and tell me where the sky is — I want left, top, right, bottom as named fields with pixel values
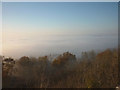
left=2, top=2, right=118, bottom=58
left=0, top=2, right=2, bottom=56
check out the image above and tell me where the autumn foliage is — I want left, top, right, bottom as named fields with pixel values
left=2, top=48, right=119, bottom=88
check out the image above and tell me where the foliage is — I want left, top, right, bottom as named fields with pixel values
left=2, top=49, right=119, bottom=88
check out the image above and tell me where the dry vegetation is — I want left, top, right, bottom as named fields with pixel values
left=2, top=48, right=119, bottom=88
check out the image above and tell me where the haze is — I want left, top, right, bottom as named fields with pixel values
left=2, top=2, right=118, bottom=58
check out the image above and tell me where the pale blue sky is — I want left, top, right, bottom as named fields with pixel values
left=2, top=2, right=118, bottom=58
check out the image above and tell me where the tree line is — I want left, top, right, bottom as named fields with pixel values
left=2, top=48, right=119, bottom=88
